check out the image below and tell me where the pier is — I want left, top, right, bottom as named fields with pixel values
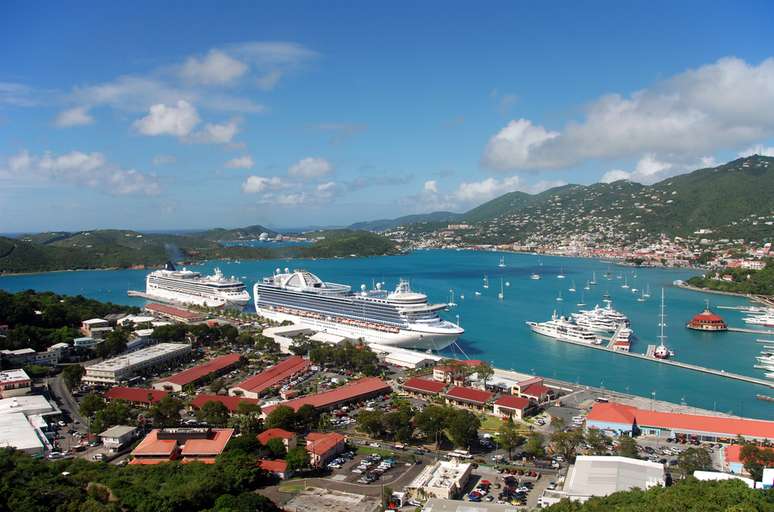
left=537, top=336, right=774, bottom=389
left=728, top=327, right=774, bottom=335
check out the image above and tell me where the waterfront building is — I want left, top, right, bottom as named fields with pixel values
left=229, top=355, right=311, bottom=399
left=723, top=444, right=774, bottom=475
left=586, top=401, right=774, bottom=443
left=444, top=386, right=494, bottom=412
left=130, top=428, right=233, bottom=465
left=190, top=394, right=260, bottom=414
left=0, top=369, right=31, bottom=398
left=99, top=425, right=138, bottom=451
left=104, top=386, right=169, bottom=407
left=153, top=353, right=242, bottom=392
left=405, top=460, right=472, bottom=500
left=492, top=395, right=532, bottom=420
left=261, top=377, right=391, bottom=415
left=305, top=431, right=346, bottom=467
left=369, top=343, right=440, bottom=369
left=258, top=428, right=297, bottom=450
left=402, top=377, right=447, bottom=398
left=518, top=382, right=554, bottom=404
left=144, top=302, right=204, bottom=323
left=83, top=343, right=191, bottom=385
left=539, top=456, right=664, bottom=506
left=686, top=307, right=728, bottom=331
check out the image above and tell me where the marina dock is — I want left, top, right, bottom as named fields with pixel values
left=538, top=336, right=774, bottom=389
left=728, top=326, right=774, bottom=335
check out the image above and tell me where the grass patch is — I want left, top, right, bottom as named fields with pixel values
left=479, top=415, right=534, bottom=434
left=278, top=481, right=306, bottom=494
left=356, top=445, right=398, bottom=459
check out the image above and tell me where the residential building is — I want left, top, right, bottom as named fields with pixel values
left=0, top=369, right=31, bottom=398
left=0, top=347, right=60, bottom=366
left=153, top=353, right=242, bottom=392
left=445, top=386, right=493, bottom=411
left=305, top=431, right=346, bottom=467
left=81, top=318, right=110, bottom=337
left=586, top=401, right=774, bottom=443
left=406, top=460, right=472, bottom=500
left=492, top=395, right=532, bottom=420
left=259, top=458, right=292, bottom=479
left=229, top=355, right=311, bottom=399
left=539, top=456, right=665, bottom=506
left=258, top=428, right=297, bottom=450
left=100, top=425, right=138, bottom=451
left=83, top=343, right=191, bottom=385
left=104, top=386, right=169, bottom=406
left=518, top=382, right=553, bottom=404
left=73, top=336, right=100, bottom=349
left=261, top=377, right=392, bottom=415
left=130, top=428, right=233, bottom=465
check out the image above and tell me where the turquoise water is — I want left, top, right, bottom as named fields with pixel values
left=1, top=249, right=772, bottom=419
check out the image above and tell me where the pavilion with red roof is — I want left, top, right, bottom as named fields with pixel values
left=104, top=386, right=168, bottom=407
left=445, top=386, right=493, bottom=411
left=261, top=377, right=391, bottom=415
left=229, top=355, right=311, bottom=399
left=493, top=395, right=533, bottom=420
left=153, top=353, right=242, bottom=392
left=403, top=377, right=446, bottom=397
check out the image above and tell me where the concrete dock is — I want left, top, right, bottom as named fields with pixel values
left=728, top=326, right=774, bottom=335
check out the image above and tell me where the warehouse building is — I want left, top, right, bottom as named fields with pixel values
left=83, top=343, right=192, bottom=386
left=229, top=355, right=311, bottom=399
left=262, top=377, right=392, bottom=415
left=153, top=353, right=242, bottom=392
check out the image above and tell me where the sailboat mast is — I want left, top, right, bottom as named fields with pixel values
left=658, top=288, right=667, bottom=346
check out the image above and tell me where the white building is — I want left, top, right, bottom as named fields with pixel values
left=100, top=425, right=138, bottom=451
left=539, top=456, right=665, bottom=507
left=83, top=343, right=191, bottom=385
left=0, top=369, right=31, bottom=398
left=405, top=460, right=472, bottom=500
left=369, top=343, right=440, bottom=369
left=0, top=413, right=46, bottom=455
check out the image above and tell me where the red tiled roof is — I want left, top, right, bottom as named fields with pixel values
left=191, top=394, right=260, bottom=413
left=262, top=377, right=391, bottom=414
left=105, top=386, right=168, bottom=404
left=588, top=402, right=774, bottom=439
left=724, top=444, right=774, bottom=464
left=258, top=428, right=296, bottom=445
left=494, top=395, right=530, bottom=410
left=306, top=432, right=345, bottom=456
left=159, top=354, right=241, bottom=386
left=445, top=386, right=493, bottom=404
left=180, top=428, right=234, bottom=456
left=145, top=303, right=201, bottom=320
left=259, top=459, right=289, bottom=472
left=521, top=383, right=551, bottom=398
left=233, top=356, right=310, bottom=394
left=403, top=377, right=446, bottom=394
left=131, top=430, right=178, bottom=457
left=129, top=458, right=171, bottom=465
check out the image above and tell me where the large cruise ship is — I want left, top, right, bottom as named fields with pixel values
left=141, top=262, right=251, bottom=307
left=253, top=269, right=463, bottom=350
left=526, top=311, right=603, bottom=345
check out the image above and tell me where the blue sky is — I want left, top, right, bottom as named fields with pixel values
left=2, top=1, right=774, bottom=232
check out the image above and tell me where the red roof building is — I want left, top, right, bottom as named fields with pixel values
left=129, top=427, right=233, bottom=465
left=258, top=459, right=292, bottom=479
left=104, top=386, right=169, bottom=406
left=262, top=377, right=392, bottom=415
left=519, top=383, right=553, bottom=403
left=493, top=395, right=532, bottom=420
left=403, top=377, right=446, bottom=395
left=229, top=355, right=311, bottom=399
left=587, top=402, right=774, bottom=442
left=258, top=428, right=298, bottom=449
left=154, top=353, right=242, bottom=392
left=686, top=308, right=728, bottom=331
left=190, top=394, right=260, bottom=413
left=445, top=386, right=494, bottom=409
left=144, top=303, right=204, bottom=323
left=306, top=432, right=346, bottom=467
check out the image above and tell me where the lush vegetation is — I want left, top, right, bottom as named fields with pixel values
left=0, top=446, right=279, bottom=512
left=687, top=258, right=774, bottom=295
left=544, top=477, right=773, bottom=511
left=0, top=228, right=397, bottom=273
left=0, top=289, right=138, bottom=353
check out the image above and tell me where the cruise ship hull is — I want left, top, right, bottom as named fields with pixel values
left=256, top=306, right=461, bottom=351
left=145, top=285, right=250, bottom=308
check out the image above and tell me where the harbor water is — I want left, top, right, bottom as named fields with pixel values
left=1, top=249, right=771, bottom=419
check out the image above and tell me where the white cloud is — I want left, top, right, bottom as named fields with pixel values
left=256, top=70, right=283, bottom=91
left=315, top=181, right=338, bottom=199
left=0, top=82, right=38, bottom=107
left=424, top=180, right=438, bottom=193
left=133, top=100, right=200, bottom=136
left=187, top=119, right=239, bottom=144
left=482, top=57, right=774, bottom=171
left=453, top=176, right=523, bottom=202
left=738, top=144, right=774, bottom=157
left=241, top=175, right=286, bottom=194
left=288, top=157, right=333, bottom=179
left=152, top=154, right=176, bottom=165
left=180, top=49, right=247, bottom=85
left=55, top=106, right=94, bottom=127
left=225, top=155, right=254, bottom=169
left=600, top=169, right=632, bottom=183
left=232, top=41, right=318, bottom=67
left=601, top=154, right=718, bottom=184
left=2, top=150, right=160, bottom=195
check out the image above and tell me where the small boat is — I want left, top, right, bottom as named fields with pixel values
left=498, top=256, right=506, bottom=268
left=530, top=273, right=541, bottom=280
left=556, top=290, right=563, bottom=302
left=460, top=294, right=465, bottom=300
left=643, top=284, right=651, bottom=298
left=448, top=289, right=457, bottom=307
left=498, top=278, right=504, bottom=300
left=474, top=291, right=481, bottom=296
left=557, top=266, right=566, bottom=279
left=621, top=276, right=630, bottom=289
left=505, top=281, right=510, bottom=287
left=590, top=272, right=597, bottom=286
left=569, top=280, right=576, bottom=293
left=483, top=275, right=489, bottom=289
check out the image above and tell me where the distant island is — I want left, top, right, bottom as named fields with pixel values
left=0, top=228, right=398, bottom=274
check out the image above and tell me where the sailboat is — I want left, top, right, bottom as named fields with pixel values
left=603, top=289, right=611, bottom=300
left=448, top=289, right=457, bottom=307
left=643, top=284, right=651, bottom=298
left=498, top=278, right=504, bottom=300
left=576, top=292, right=586, bottom=307
left=590, top=272, right=597, bottom=285
left=653, top=289, right=674, bottom=359
left=530, top=271, right=541, bottom=280
left=483, top=275, right=489, bottom=289
left=637, top=289, right=646, bottom=302
left=568, top=280, right=576, bottom=292
left=584, top=280, right=591, bottom=291
left=498, top=256, right=506, bottom=268
left=556, top=290, right=564, bottom=302
left=621, top=275, right=629, bottom=289
left=557, top=266, right=566, bottom=279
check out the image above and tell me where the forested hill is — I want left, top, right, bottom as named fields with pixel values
left=350, top=211, right=463, bottom=232
left=194, top=224, right=277, bottom=241
left=0, top=229, right=397, bottom=273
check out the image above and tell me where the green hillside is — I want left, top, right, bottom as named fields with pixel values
left=300, top=229, right=398, bottom=258
left=350, top=211, right=463, bottom=232
left=195, top=224, right=278, bottom=241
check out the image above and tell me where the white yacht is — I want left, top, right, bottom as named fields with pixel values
left=140, top=262, right=250, bottom=307
left=253, top=269, right=463, bottom=350
left=571, top=303, right=630, bottom=333
left=744, top=313, right=774, bottom=328
left=526, top=312, right=603, bottom=345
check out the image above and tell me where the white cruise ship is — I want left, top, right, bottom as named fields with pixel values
left=143, top=262, right=250, bottom=307
left=571, top=303, right=630, bottom=333
left=526, top=311, right=603, bottom=345
left=253, top=269, right=463, bottom=350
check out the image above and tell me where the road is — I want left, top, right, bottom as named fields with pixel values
left=47, top=374, right=88, bottom=433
